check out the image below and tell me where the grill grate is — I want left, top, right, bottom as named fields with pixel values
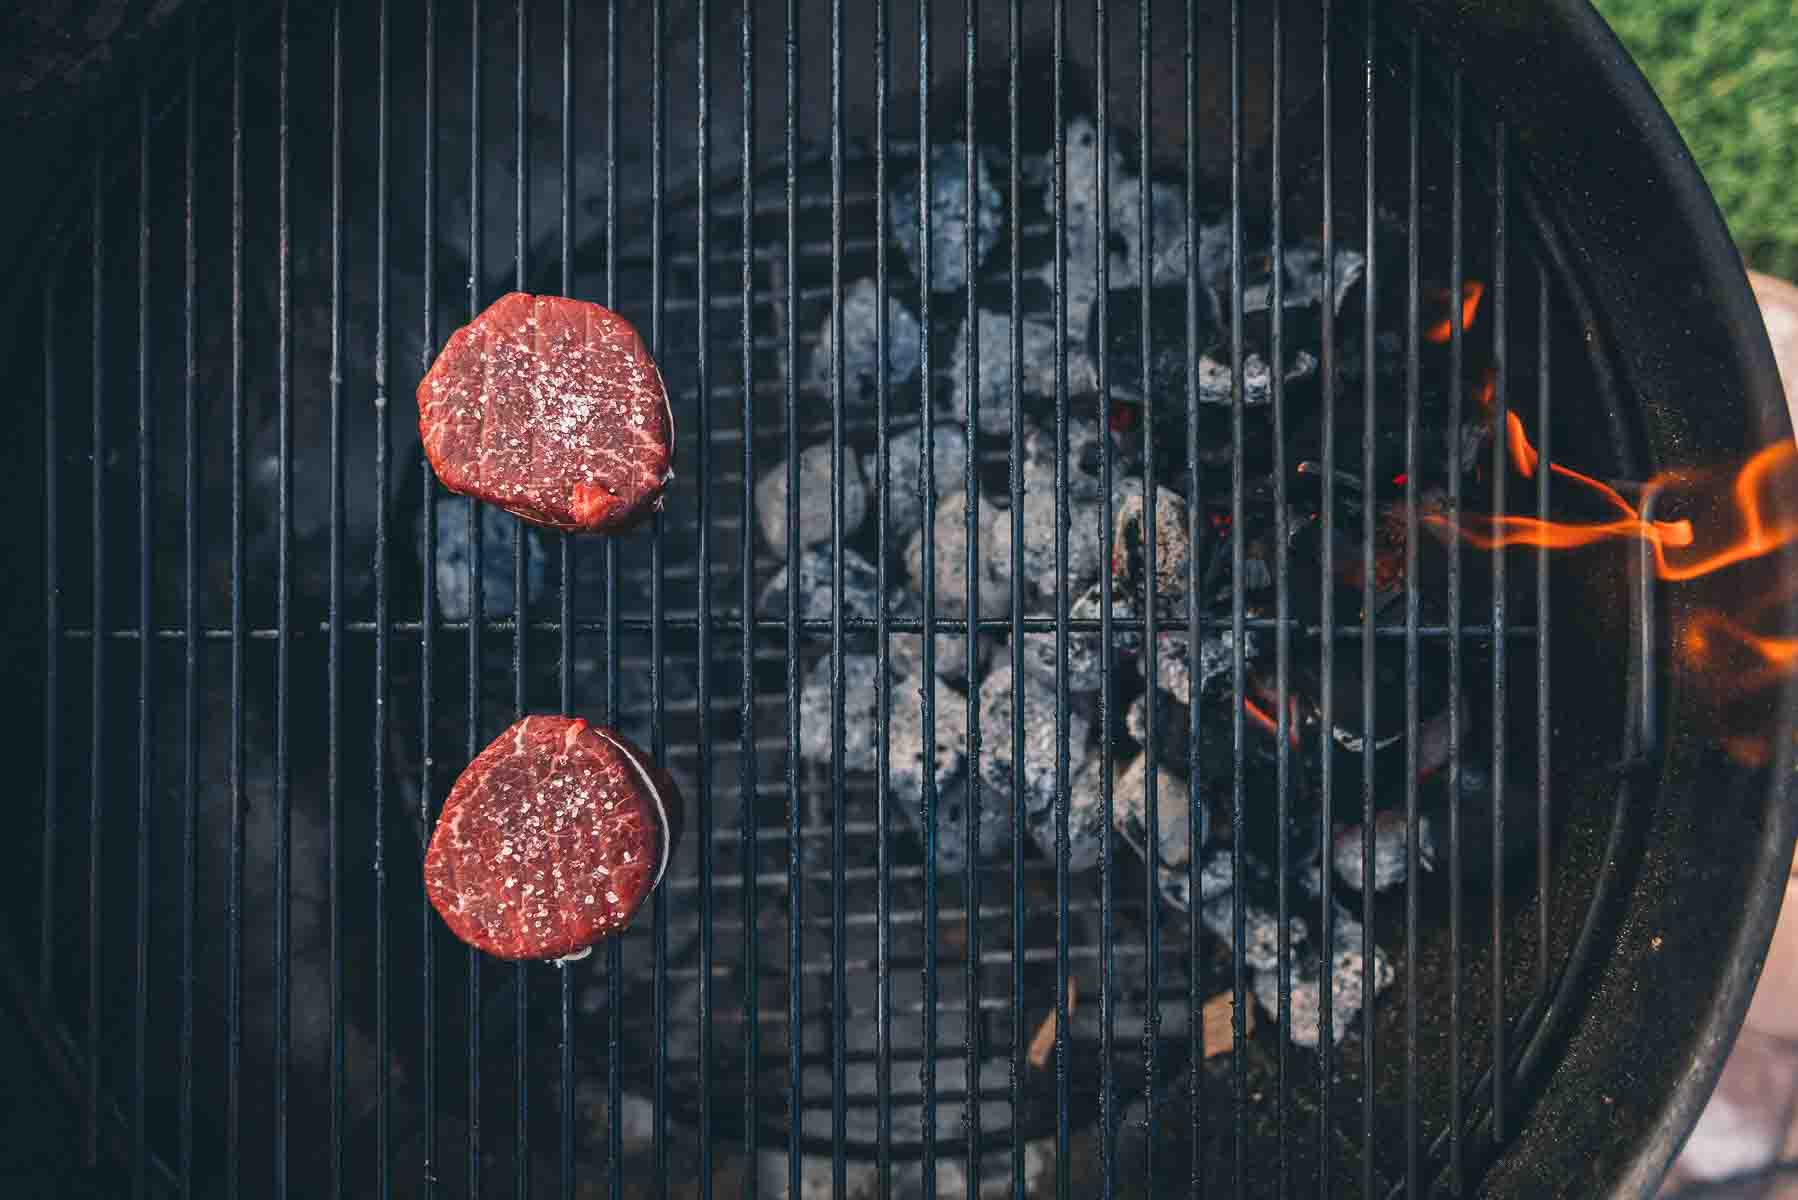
left=17, top=0, right=1660, bottom=1197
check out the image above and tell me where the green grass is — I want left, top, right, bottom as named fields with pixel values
left=1594, top=0, right=1798, bottom=279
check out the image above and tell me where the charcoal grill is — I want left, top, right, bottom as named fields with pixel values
left=4, top=0, right=1796, bottom=1196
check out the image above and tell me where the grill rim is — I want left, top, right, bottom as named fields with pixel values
left=3, top=1, right=1795, bottom=1197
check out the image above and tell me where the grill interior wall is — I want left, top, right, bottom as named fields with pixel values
left=14, top=0, right=1650, bottom=1195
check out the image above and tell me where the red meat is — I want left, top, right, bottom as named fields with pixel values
left=418, top=293, right=674, bottom=532
left=424, top=715, right=681, bottom=961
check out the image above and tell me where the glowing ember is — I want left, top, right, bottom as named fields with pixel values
left=1680, top=607, right=1798, bottom=685
left=1424, top=281, right=1485, bottom=344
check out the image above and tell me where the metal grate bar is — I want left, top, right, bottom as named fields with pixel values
left=134, top=85, right=154, bottom=1200
left=557, top=1, right=578, bottom=1193
left=829, top=0, right=853, bottom=1196
left=783, top=0, right=807, bottom=1196
left=41, top=216, right=61, bottom=1021
left=1446, top=64, right=1467, bottom=1195
left=1094, top=0, right=1119, bottom=1191
left=917, top=0, right=941, bottom=1194
left=1359, top=12, right=1379, bottom=1199
left=1490, top=117, right=1509, bottom=1146
left=228, top=14, right=248, bottom=1192
left=87, top=139, right=106, bottom=1179
left=1315, top=0, right=1337, bottom=1188
left=464, top=2, right=486, bottom=1190
left=604, top=0, right=625, bottom=1193
left=960, top=3, right=983, bottom=1193
left=737, top=0, right=761, bottom=1195
left=1537, top=265, right=1554, bottom=999
left=513, top=0, right=534, bottom=1188
left=419, top=2, right=442, bottom=1193
left=57, top=618, right=1546, bottom=642
left=1005, top=3, right=1025, bottom=1196
left=1229, top=2, right=1250, bottom=1191
left=1403, top=25, right=1423, bottom=1199
left=1050, top=2, right=1071, bottom=1195
left=649, top=0, right=673, bottom=1192
left=327, top=5, right=348, bottom=1192
left=1270, top=2, right=1293, bottom=1191
left=693, top=0, right=718, bottom=1196
left=374, top=0, right=394, bottom=1192
left=275, top=3, right=296, bottom=1189
left=1184, top=1, right=1206, bottom=1188
left=1137, top=0, right=1162, bottom=1180
left=180, top=21, right=199, bottom=1193
left=873, top=0, right=893, bottom=1192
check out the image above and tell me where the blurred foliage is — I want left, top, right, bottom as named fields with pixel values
left=1595, top=0, right=1798, bottom=280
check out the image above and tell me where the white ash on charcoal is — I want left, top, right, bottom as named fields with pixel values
left=886, top=588, right=990, bottom=684
left=1251, top=908, right=1395, bottom=1048
left=1332, top=810, right=1437, bottom=893
left=1147, top=627, right=1261, bottom=708
left=1017, top=583, right=1141, bottom=699
left=1113, top=754, right=1207, bottom=909
left=975, top=660, right=1093, bottom=819
left=1199, top=892, right=1308, bottom=973
left=1019, top=629, right=1107, bottom=693
left=758, top=543, right=883, bottom=623
left=755, top=441, right=868, bottom=561
left=1024, top=756, right=1111, bottom=872
left=1239, top=243, right=1368, bottom=317
left=796, top=653, right=883, bottom=775
left=1067, top=578, right=1141, bottom=675
left=891, top=142, right=1004, bottom=294
left=886, top=675, right=1013, bottom=871
left=1112, top=478, right=1191, bottom=618
left=1194, top=349, right=1319, bottom=407
left=1124, top=690, right=1191, bottom=766
left=1108, top=170, right=1214, bottom=292
left=860, top=424, right=968, bottom=544
left=801, top=277, right=924, bottom=400
left=1029, top=117, right=1226, bottom=328
left=901, top=490, right=1014, bottom=621
left=421, top=499, right=549, bottom=622
left=1013, top=415, right=1119, bottom=606
left=945, top=308, right=1098, bottom=436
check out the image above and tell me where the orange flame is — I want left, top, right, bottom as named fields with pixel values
left=1243, top=697, right=1302, bottom=748
left=1425, top=281, right=1486, bottom=344
left=1244, top=698, right=1280, bottom=738
left=1425, top=372, right=1768, bottom=565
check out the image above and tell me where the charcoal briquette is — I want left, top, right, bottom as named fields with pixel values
left=946, top=309, right=1097, bottom=436
left=424, top=499, right=549, bottom=623
left=892, top=142, right=1003, bottom=293
left=901, top=490, right=1013, bottom=621
left=1024, top=756, right=1110, bottom=872
left=759, top=543, right=883, bottom=623
left=796, top=653, right=883, bottom=774
left=756, top=442, right=868, bottom=561
left=1332, top=810, right=1437, bottom=893
left=975, top=660, right=1092, bottom=818
left=861, top=424, right=968, bottom=544
left=802, top=277, right=924, bottom=400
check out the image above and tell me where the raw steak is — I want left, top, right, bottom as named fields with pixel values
left=418, top=292, right=674, bottom=532
left=424, top=715, right=682, bottom=961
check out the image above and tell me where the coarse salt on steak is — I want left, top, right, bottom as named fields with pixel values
left=418, top=292, right=674, bottom=532
left=424, top=715, right=682, bottom=961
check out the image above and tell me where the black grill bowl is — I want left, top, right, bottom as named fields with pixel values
left=0, top=1, right=1793, bottom=1197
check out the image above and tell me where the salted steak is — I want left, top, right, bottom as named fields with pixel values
left=418, top=292, right=674, bottom=532
left=424, top=715, right=682, bottom=961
